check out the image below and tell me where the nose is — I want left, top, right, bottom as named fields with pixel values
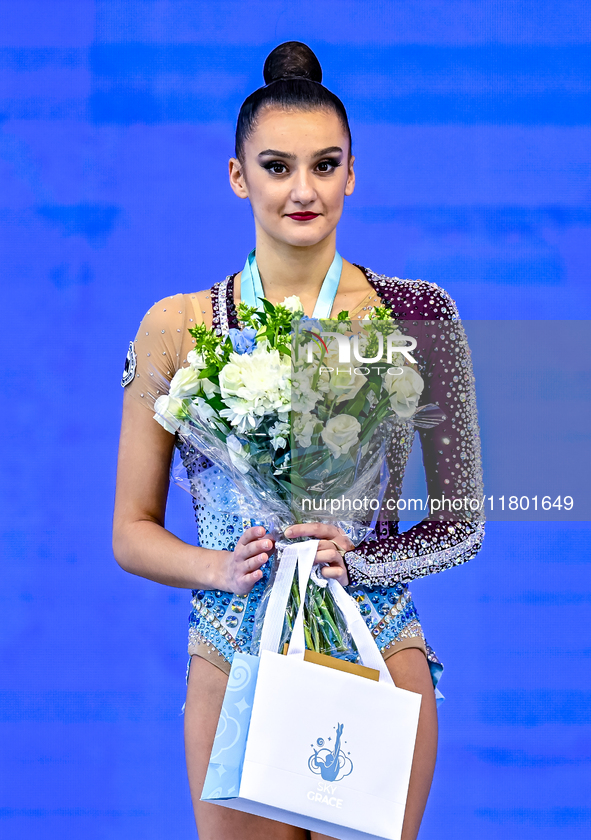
left=290, top=167, right=317, bottom=205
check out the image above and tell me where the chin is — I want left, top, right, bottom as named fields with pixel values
left=287, top=234, right=323, bottom=246
left=277, top=226, right=333, bottom=249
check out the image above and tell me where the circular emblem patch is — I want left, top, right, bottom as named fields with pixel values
left=121, top=340, right=137, bottom=387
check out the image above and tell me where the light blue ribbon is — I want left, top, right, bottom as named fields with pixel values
left=240, top=248, right=343, bottom=319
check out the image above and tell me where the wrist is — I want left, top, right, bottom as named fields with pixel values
left=217, top=550, right=235, bottom=592
left=193, top=546, right=231, bottom=591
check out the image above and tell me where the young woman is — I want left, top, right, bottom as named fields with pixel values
left=114, top=41, right=484, bottom=840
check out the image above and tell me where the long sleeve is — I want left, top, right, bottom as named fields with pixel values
left=345, top=278, right=485, bottom=586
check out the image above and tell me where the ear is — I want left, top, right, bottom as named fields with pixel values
left=229, top=157, right=249, bottom=199
left=344, top=155, right=355, bottom=197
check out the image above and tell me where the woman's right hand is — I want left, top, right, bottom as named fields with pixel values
left=223, top=526, right=274, bottom=596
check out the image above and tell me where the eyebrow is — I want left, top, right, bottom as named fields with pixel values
left=257, top=146, right=343, bottom=159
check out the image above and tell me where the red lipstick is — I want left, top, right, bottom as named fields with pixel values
left=287, top=212, right=319, bottom=221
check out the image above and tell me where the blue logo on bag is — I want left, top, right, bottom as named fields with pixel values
left=308, top=723, right=353, bottom=782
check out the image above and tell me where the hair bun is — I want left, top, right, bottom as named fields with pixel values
left=263, top=41, right=323, bottom=85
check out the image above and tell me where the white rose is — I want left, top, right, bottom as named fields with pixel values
left=168, top=365, right=202, bottom=399
left=332, top=368, right=367, bottom=403
left=282, top=295, right=304, bottom=315
left=153, top=394, right=186, bottom=433
left=384, top=365, right=424, bottom=418
left=321, top=414, right=361, bottom=458
left=218, top=361, right=243, bottom=397
left=315, top=337, right=367, bottom=403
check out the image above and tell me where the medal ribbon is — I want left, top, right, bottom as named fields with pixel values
left=240, top=248, right=343, bottom=319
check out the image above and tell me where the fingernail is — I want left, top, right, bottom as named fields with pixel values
left=285, top=528, right=292, bottom=537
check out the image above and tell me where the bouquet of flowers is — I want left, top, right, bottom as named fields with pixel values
left=153, top=295, right=443, bottom=658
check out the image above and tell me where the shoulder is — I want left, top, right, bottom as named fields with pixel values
left=362, top=267, right=460, bottom=321
left=134, top=292, right=202, bottom=335
left=123, top=291, right=214, bottom=405
left=127, top=293, right=204, bottom=388
left=193, top=289, right=214, bottom=329
left=131, top=275, right=230, bottom=349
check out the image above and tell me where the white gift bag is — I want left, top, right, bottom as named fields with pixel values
left=201, top=540, right=422, bottom=840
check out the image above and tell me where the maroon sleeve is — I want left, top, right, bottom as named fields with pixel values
left=344, top=278, right=485, bottom=586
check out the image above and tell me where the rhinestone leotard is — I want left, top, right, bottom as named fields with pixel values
left=123, top=268, right=485, bottom=694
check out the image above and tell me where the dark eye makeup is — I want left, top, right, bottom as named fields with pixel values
left=261, top=157, right=342, bottom=175
left=263, top=161, right=289, bottom=174
left=316, top=157, right=342, bottom=172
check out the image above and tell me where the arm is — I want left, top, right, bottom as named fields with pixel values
left=112, top=295, right=273, bottom=594
left=345, top=294, right=485, bottom=586
left=114, top=390, right=220, bottom=588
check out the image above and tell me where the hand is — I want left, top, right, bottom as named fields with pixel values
left=283, top=523, right=353, bottom=587
left=224, top=526, right=275, bottom=596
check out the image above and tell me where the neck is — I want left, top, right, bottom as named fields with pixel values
left=253, top=228, right=338, bottom=306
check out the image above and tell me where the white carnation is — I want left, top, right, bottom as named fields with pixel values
left=218, top=343, right=291, bottom=431
left=219, top=400, right=260, bottom=434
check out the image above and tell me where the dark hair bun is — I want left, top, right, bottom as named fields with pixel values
left=263, top=41, right=323, bottom=85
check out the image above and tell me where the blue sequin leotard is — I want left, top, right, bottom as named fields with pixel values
left=123, top=268, right=485, bottom=694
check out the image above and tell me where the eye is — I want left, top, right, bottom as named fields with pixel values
left=263, top=161, right=288, bottom=175
left=316, top=158, right=341, bottom=173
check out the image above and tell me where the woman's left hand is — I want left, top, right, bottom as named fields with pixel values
left=283, top=523, right=354, bottom=587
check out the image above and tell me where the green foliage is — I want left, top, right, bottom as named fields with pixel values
left=188, top=322, right=226, bottom=370
left=236, top=298, right=299, bottom=358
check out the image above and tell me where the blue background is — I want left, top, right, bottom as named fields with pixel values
left=1, top=1, right=590, bottom=838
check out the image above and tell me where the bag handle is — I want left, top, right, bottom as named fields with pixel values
left=326, top=579, right=394, bottom=685
left=259, top=540, right=394, bottom=685
left=258, top=540, right=318, bottom=656
left=284, top=541, right=318, bottom=658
